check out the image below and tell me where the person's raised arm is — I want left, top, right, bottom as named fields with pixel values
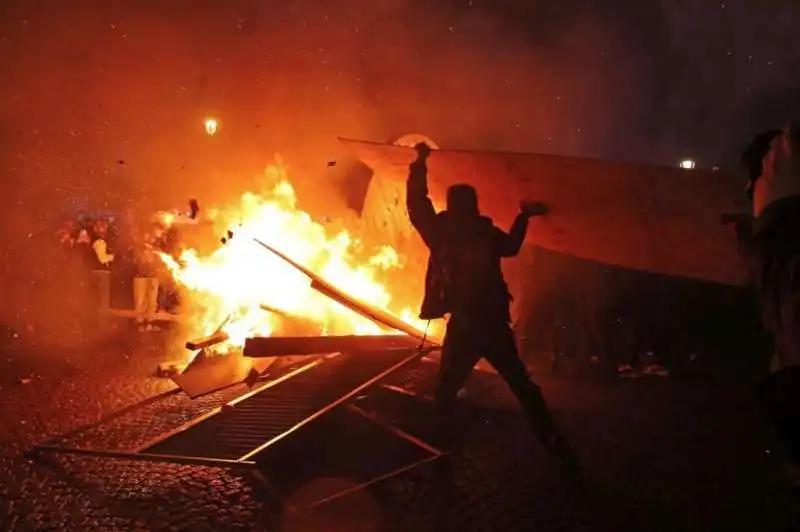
left=495, top=201, right=549, bottom=257
left=406, top=143, right=439, bottom=247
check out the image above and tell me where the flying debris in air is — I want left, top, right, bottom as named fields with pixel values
left=188, top=199, right=200, bottom=219
left=220, top=230, right=235, bottom=245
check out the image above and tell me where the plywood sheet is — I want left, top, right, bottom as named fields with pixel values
left=172, top=351, right=252, bottom=398
left=343, top=138, right=749, bottom=286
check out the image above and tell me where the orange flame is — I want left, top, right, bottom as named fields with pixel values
left=161, top=158, right=428, bottom=356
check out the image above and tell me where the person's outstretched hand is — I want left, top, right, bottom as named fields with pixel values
left=520, top=200, right=549, bottom=218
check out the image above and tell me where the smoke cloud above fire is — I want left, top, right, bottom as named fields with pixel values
left=0, top=0, right=797, bottom=334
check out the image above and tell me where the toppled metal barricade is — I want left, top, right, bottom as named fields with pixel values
left=31, top=242, right=446, bottom=510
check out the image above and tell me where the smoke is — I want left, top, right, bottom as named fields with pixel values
left=0, top=0, right=798, bottom=332
left=636, top=0, right=800, bottom=165
left=0, top=2, right=644, bottom=210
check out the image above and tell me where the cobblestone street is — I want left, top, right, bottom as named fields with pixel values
left=2, top=333, right=799, bottom=531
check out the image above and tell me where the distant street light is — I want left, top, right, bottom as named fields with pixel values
left=204, top=118, right=218, bottom=136
left=679, top=159, right=695, bottom=169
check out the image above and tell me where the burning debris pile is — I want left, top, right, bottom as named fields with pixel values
left=158, top=158, right=439, bottom=396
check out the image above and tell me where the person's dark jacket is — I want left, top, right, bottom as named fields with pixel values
left=747, top=196, right=800, bottom=333
left=75, top=229, right=98, bottom=270
left=406, top=160, right=528, bottom=322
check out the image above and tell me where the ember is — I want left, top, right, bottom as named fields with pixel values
left=160, top=158, right=430, bottom=360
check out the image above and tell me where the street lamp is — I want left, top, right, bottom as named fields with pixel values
left=204, top=117, right=218, bottom=136
left=679, top=159, right=695, bottom=169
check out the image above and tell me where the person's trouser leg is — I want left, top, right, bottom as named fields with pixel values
left=146, top=278, right=160, bottom=322
left=483, top=323, right=558, bottom=443
left=434, top=336, right=480, bottom=416
left=483, top=322, right=585, bottom=486
left=133, top=278, right=147, bottom=325
left=92, top=270, right=111, bottom=311
left=91, top=270, right=111, bottom=328
left=434, top=323, right=482, bottom=440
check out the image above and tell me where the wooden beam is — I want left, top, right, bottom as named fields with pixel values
left=185, top=330, right=230, bottom=351
left=259, top=303, right=292, bottom=317
left=252, top=238, right=440, bottom=344
left=243, top=334, right=420, bottom=358
left=309, top=279, right=436, bottom=342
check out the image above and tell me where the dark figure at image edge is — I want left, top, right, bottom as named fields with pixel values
left=735, top=126, right=800, bottom=483
left=406, top=142, right=584, bottom=486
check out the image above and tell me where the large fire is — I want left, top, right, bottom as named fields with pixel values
left=160, top=158, right=429, bottom=356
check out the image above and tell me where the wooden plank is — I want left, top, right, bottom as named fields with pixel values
left=185, top=330, right=230, bottom=351
left=242, top=334, right=421, bottom=358
left=243, top=357, right=278, bottom=386
left=342, top=138, right=749, bottom=286
left=171, top=351, right=252, bottom=399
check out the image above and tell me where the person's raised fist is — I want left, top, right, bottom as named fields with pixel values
left=520, top=200, right=549, bottom=218
left=413, top=142, right=432, bottom=162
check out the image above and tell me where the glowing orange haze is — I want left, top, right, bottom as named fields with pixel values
left=160, top=157, right=431, bottom=354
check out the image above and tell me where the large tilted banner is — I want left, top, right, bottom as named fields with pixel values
left=342, top=138, right=750, bottom=287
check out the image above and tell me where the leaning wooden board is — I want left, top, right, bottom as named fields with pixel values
left=341, top=138, right=749, bottom=287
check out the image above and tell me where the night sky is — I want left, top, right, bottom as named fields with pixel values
left=1, top=0, right=799, bottom=237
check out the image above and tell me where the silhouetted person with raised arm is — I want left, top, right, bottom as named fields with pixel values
left=406, top=142, right=584, bottom=487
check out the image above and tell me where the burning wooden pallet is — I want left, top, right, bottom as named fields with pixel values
left=169, top=238, right=440, bottom=398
